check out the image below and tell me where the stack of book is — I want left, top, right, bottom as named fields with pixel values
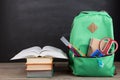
left=26, top=57, right=53, bottom=78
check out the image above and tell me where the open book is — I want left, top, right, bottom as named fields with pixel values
left=10, top=46, right=68, bottom=60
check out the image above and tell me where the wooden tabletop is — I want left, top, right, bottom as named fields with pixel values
left=0, top=62, right=120, bottom=80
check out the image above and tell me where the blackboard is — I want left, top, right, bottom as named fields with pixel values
left=0, top=0, right=119, bottom=62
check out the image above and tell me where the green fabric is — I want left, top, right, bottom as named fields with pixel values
left=69, top=11, right=115, bottom=76
left=71, top=54, right=115, bottom=77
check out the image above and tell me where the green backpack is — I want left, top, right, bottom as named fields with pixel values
left=69, top=11, right=116, bottom=77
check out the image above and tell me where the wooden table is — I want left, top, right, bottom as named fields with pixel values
left=0, top=62, right=120, bottom=80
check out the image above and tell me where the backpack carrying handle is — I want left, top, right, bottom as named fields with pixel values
left=81, top=11, right=111, bottom=18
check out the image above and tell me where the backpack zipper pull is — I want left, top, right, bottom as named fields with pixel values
left=97, top=58, right=104, bottom=68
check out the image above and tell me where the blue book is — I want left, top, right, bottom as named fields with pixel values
left=90, top=49, right=104, bottom=57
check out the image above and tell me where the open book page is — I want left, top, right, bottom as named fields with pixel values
left=10, top=46, right=41, bottom=60
left=40, top=46, right=68, bottom=59
left=10, top=46, right=68, bottom=60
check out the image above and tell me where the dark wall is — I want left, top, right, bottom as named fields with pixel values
left=0, top=0, right=119, bottom=62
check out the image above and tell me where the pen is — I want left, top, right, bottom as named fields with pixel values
left=68, top=44, right=80, bottom=57
left=60, top=36, right=85, bottom=57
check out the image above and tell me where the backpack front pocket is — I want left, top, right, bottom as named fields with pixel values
left=70, top=54, right=115, bottom=77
